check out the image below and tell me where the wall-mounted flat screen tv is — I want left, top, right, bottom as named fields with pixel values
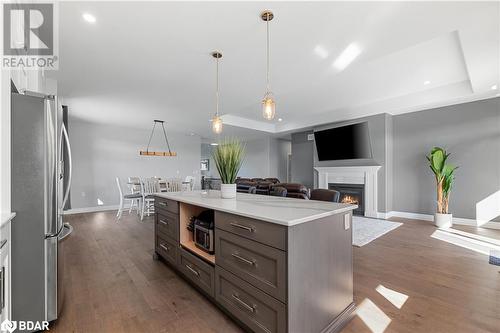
left=314, top=122, right=373, bottom=161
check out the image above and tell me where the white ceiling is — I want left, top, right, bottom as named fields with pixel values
left=51, top=1, right=500, bottom=140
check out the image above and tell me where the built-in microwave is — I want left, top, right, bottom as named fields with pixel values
left=192, top=210, right=215, bottom=254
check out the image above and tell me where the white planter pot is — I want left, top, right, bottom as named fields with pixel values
left=220, top=184, right=237, bottom=199
left=434, top=213, right=453, bottom=229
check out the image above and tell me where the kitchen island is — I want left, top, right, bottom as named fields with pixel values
left=153, top=190, right=357, bottom=333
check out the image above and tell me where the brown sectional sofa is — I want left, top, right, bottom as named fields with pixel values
left=270, top=183, right=310, bottom=200
left=236, top=178, right=280, bottom=195
left=236, top=178, right=311, bottom=200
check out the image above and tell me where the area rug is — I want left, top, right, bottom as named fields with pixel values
left=353, top=216, right=402, bottom=247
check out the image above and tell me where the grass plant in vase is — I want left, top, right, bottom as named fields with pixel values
left=213, top=138, right=245, bottom=199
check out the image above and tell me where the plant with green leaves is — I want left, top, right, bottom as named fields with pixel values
left=213, top=138, right=245, bottom=184
left=426, top=147, right=458, bottom=214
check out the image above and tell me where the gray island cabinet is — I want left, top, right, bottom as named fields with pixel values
left=153, top=191, right=357, bottom=333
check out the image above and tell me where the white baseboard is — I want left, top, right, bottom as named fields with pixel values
left=63, top=205, right=120, bottom=215
left=385, top=211, right=434, bottom=221
left=382, top=211, right=500, bottom=230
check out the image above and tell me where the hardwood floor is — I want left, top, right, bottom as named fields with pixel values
left=50, top=211, right=500, bottom=333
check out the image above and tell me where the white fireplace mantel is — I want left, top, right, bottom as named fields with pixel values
left=314, top=166, right=381, bottom=218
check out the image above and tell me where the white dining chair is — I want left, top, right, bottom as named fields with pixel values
left=140, top=177, right=160, bottom=220
left=127, top=176, right=141, bottom=214
left=158, top=179, right=168, bottom=192
left=163, top=178, right=180, bottom=192
left=182, top=176, right=195, bottom=191
left=116, top=177, right=143, bottom=220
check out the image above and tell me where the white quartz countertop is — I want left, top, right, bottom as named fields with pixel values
left=155, top=191, right=357, bottom=226
left=0, top=212, right=16, bottom=227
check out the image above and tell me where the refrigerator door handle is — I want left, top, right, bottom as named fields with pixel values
left=45, top=224, right=63, bottom=239
left=59, top=123, right=72, bottom=213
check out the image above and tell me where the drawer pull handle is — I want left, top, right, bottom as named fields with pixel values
left=158, top=202, right=167, bottom=206
left=160, top=244, right=170, bottom=252
left=232, top=293, right=255, bottom=313
left=185, top=264, right=200, bottom=277
left=231, top=253, right=256, bottom=266
left=229, top=222, right=254, bottom=232
left=159, top=219, right=169, bottom=225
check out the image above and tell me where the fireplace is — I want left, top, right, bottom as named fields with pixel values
left=315, top=166, right=380, bottom=218
left=329, top=183, right=365, bottom=216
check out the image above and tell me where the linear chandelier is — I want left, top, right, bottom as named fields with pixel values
left=139, top=120, right=177, bottom=156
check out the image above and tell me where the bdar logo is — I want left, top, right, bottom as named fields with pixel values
left=1, top=319, right=17, bottom=333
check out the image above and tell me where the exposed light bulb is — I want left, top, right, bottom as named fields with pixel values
left=212, top=115, right=223, bottom=134
left=262, top=96, right=276, bottom=120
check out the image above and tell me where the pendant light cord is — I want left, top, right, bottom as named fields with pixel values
left=145, top=121, right=172, bottom=155
left=145, top=121, right=157, bottom=153
left=161, top=122, right=173, bottom=154
left=216, top=56, right=220, bottom=117
left=266, top=15, right=270, bottom=92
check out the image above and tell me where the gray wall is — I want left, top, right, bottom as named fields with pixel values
left=70, top=119, right=201, bottom=209
left=291, top=131, right=314, bottom=188
left=238, top=137, right=290, bottom=181
left=200, top=143, right=217, bottom=178
left=239, top=138, right=272, bottom=177
left=202, top=138, right=290, bottom=182
left=393, top=97, right=500, bottom=219
left=270, top=139, right=292, bottom=182
left=385, top=114, right=394, bottom=212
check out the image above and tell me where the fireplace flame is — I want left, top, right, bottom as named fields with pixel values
left=341, top=195, right=359, bottom=205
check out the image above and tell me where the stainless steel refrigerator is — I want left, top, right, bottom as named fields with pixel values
left=11, top=91, right=73, bottom=327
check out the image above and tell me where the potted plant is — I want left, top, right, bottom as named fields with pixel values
left=213, top=138, right=245, bottom=199
left=427, top=147, right=458, bottom=228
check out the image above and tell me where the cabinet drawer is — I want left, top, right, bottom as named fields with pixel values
left=156, top=211, right=179, bottom=241
left=156, top=235, right=178, bottom=266
left=155, top=197, right=179, bottom=214
left=215, top=266, right=286, bottom=333
left=215, top=229, right=286, bottom=302
left=216, top=211, right=286, bottom=250
left=178, top=248, right=215, bottom=297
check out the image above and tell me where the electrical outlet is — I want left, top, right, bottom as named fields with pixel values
left=344, top=214, right=350, bottom=230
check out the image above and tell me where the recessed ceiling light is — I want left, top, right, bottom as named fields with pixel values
left=82, top=13, right=96, bottom=23
left=314, top=45, right=329, bottom=59
left=424, top=80, right=431, bottom=85
left=491, top=84, right=498, bottom=90
left=333, top=43, right=361, bottom=71
left=278, top=118, right=283, bottom=122
left=210, top=143, right=219, bottom=146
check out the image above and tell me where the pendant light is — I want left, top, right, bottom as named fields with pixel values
left=261, top=10, right=276, bottom=120
left=139, top=120, right=177, bottom=156
left=211, top=51, right=223, bottom=134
